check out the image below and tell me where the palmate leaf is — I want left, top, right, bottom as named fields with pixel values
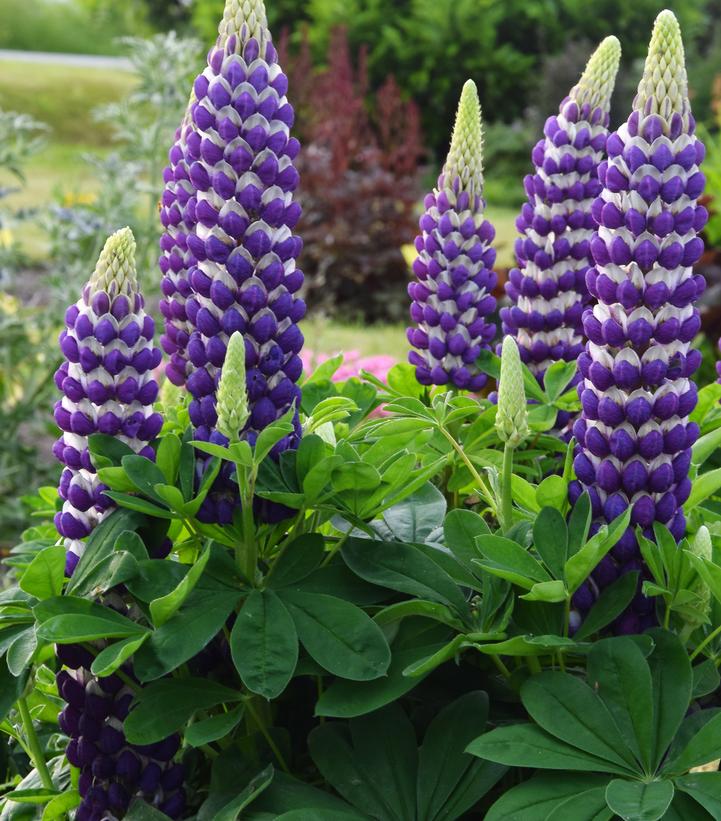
left=587, top=636, right=654, bottom=772
left=520, top=673, right=638, bottom=772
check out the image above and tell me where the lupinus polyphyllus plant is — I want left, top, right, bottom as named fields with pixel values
left=159, top=99, right=198, bottom=388
left=570, top=10, right=707, bottom=632
left=53, top=228, right=163, bottom=576
left=182, top=0, right=305, bottom=452
left=502, top=38, right=620, bottom=383
left=407, top=79, right=497, bottom=392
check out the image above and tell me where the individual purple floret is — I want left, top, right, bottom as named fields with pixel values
left=52, top=228, right=163, bottom=575
left=182, top=0, right=305, bottom=450
left=159, top=100, right=200, bottom=388
left=569, top=11, right=707, bottom=633
left=407, top=79, right=497, bottom=392
left=502, top=37, right=620, bottom=381
left=56, top=608, right=185, bottom=820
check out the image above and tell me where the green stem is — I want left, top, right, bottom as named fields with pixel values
left=691, top=623, right=721, bottom=661
left=526, top=655, right=542, bottom=675
left=500, top=442, right=514, bottom=533
left=244, top=699, right=289, bottom=773
left=490, top=654, right=511, bottom=678
left=17, top=698, right=53, bottom=791
left=439, top=426, right=495, bottom=509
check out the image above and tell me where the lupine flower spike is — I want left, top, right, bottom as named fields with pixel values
left=502, top=37, right=621, bottom=384
left=53, top=228, right=163, bottom=576
left=159, top=96, right=198, bottom=388
left=570, top=10, right=707, bottom=633
left=408, top=79, right=497, bottom=391
left=183, top=0, right=305, bottom=453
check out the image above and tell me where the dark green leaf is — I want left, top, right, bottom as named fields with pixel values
left=485, top=772, right=611, bottom=821
left=267, top=534, right=325, bottom=588
left=125, top=677, right=241, bottom=744
left=91, top=634, right=149, bottom=677
left=646, top=629, right=693, bottom=770
left=35, top=597, right=147, bottom=643
left=443, top=509, right=490, bottom=574
left=675, top=773, right=721, bottom=818
left=532, top=508, right=567, bottom=579
left=150, top=546, right=210, bottom=627
left=466, top=723, right=624, bottom=774
left=133, top=587, right=241, bottom=681
left=663, top=712, right=721, bottom=774
left=520, top=673, right=638, bottom=772
left=587, top=637, right=654, bottom=772
left=604, top=779, right=674, bottom=821
left=231, top=589, right=297, bottom=699
left=214, top=765, right=275, bottom=821
left=567, top=492, right=592, bottom=557
left=574, top=572, right=640, bottom=641
left=185, top=705, right=245, bottom=748
left=692, top=660, right=721, bottom=699
left=418, top=691, right=505, bottom=821
left=280, top=591, right=390, bottom=681
left=565, top=507, right=632, bottom=593
left=125, top=799, right=177, bottom=820
left=474, top=534, right=550, bottom=588
left=19, top=546, right=65, bottom=600
left=342, top=537, right=468, bottom=614
left=315, top=623, right=450, bottom=718
left=66, top=509, right=146, bottom=596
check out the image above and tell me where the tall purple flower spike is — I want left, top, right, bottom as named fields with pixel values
left=569, top=11, right=708, bottom=634
left=53, top=228, right=163, bottom=576
left=56, top=616, right=185, bottom=820
left=408, top=80, right=497, bottom=391
left=502, top=37, right=621, bottom=383
left=159, top=98, right=199, bottom=388
left=182, top=0, right=305, bottom=451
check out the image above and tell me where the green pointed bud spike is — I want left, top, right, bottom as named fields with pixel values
left=634, top=9, right=689, bottom=124
left=216, top=331, right=251, bottom=443
left=692, top=526, right=713, bottom=562
left=88, top=227, right=138, bottom=296
left=688, top=525, right=712, bottom=629
left=496, top=336, right=529, bottom=449
left=569, top=36, right=621, bottom=114
left=443, top=79, right=484, bottom=199
left=218, top=0, right=269, bottom=47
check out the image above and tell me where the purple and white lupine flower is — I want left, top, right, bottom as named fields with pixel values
left=182, top=0, right=305, bottom=452
left=407, top=79, right=497, bottom=392
left=159, top=98, right=199, bottom=388
left=569, top=10, right=707, bottom=633
left=53, top=228, right=163, bottom=576
left=56, top=623, right=185, bottom=820
left=502, top=37, right=620, bottom=382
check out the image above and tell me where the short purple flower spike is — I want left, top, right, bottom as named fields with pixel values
left=159, top=99, right=199, bottom=388
left=408, top=80, right=497, bottom=391
left=53, top=228, right=163, bottom=574
left=502, top=37, right=620, bottom=380
left=569, top=11, right=708, bottom=633
left=182, top=0, right=305, bottom=450
left=56, top=601, right=185, bottom=821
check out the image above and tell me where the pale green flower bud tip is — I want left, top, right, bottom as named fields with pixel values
left=159, top=378, right=183, bottom=412
left=88, top=227, right=138, bottom=296
left=496, top=336, right=529, bottom=448
left=216, top=331, right=251, bottom=443
left=444, top=79, right=484, bottom=199
left=218, top=0, right=269, bottom=46
left=570, top=36, right=621, bottom=113
left=635, top=9, right=689, bottom=123
left=692, top=526, right=713, bottom=562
